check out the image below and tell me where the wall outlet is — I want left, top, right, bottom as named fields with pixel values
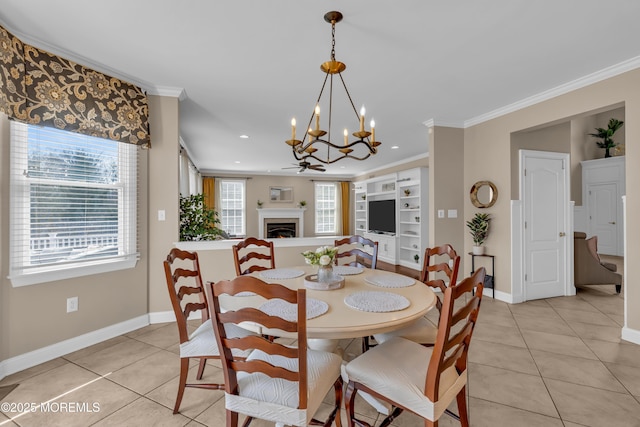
left=157, top=209, right=166, bottom=221
left=67, top=296, right=78, bottom=313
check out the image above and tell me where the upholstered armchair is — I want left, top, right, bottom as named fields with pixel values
left=574, top=232, right=622, bottom=293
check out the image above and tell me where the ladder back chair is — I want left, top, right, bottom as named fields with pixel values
left=334, top=235, right=378, bottom=270
left=232, top=237, right=275, bottom=276
left=345, top=267, right=485, bottom=427
left=373, top=244, right=460, bottom=348
left=206, top=275, right=343, bottom=427
left=163, top=248, right=254, bottom=414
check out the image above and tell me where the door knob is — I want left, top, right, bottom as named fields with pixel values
left=609, top=221, right=616, bottom=224
left=559, top=232, right=566, bottom=237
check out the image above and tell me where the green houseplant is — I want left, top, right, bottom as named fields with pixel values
left=179, top=193, right=224, bottom=241
left=589, top=118, right=624, bottom=158
left=466, top=213, right=491, bottom=255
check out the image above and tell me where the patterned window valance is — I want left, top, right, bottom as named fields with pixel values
left=0, top=25, right=150, bottom=147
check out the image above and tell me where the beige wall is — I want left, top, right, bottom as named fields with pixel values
left=148, top=95, right=181, bottom=314
left=462, top=68, right=639, bottom=331
left=210, top=174, right=349, bottom=239
left=0, top=115, right=151, bottom=358
left=353, top=157, right=429, bottom=183
left=429, top=127, right=465, bottom=270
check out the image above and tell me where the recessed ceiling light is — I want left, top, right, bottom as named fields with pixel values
left=240, top=135, right=249, bottom=139
left=234, top=161, right=241, bottom=164
left=391, top=145, right=399, bottom=149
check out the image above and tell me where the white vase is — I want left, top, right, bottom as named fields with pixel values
left=472, top=245, right=485, bottom=255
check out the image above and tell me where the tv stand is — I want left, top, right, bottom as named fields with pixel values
left=354, top=167, right=428, bottom=270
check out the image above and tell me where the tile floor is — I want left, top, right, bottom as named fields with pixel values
left=1, top=260, right=639, bottom=426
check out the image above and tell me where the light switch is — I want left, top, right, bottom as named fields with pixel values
left=438, top=209, right=445, bottom=219
left=447, top=209, right=457, bottom=218
left=158, top=210, right=166, bottom=221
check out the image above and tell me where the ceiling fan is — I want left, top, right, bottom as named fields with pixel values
left=282, top=160, right=326, bottom=173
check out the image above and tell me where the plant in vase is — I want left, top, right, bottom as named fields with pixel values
left=466, top=213, right=491, bottom=255
left=414, top=253, right=420, bottom=263
left=302, top=246, right=338, bottom=282
left=299, top=200, right=307, bottom=208
left=589, top=118, right=624, bottom=158
left=257, top=200, right=263, bottom=208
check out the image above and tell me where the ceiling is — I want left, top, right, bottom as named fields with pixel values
left=2, top=1, right=640, bottom=178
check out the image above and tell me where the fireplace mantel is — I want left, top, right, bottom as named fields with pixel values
left=258, top=208, right=306, bottom=238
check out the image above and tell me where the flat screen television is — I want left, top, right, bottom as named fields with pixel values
left=368, top=199, right=396, bottom=234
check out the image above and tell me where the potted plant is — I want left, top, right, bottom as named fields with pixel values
left=179, top=194, right=224, bottom=241
left=257, top=200, right=263, bottom=208
left=466, top=213, right=491, bottom=255
left=299, top=200, right=307, bottom=208
left=589, top=118, right=624, bottom=158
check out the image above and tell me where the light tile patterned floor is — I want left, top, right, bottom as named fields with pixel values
left=1, top=261, right=638, bottom=426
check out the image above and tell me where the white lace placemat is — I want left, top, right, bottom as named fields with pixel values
left=364, top=274, right=415, bottom=288
left=259, top=298, right=329, bottom=321
left=344, top=291, right=410, bottom=312
left=259, top=269, right=305, bottom=280
left=333, top=265, right=364, bottom=276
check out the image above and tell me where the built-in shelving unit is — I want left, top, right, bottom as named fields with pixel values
left=352, top=167, right=428, bottom=269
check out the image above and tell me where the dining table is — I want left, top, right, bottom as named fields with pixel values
left=218, top=264, right=438, bottom=353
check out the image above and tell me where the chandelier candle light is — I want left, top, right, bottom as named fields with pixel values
left=286, top=11, right=381, bottom=170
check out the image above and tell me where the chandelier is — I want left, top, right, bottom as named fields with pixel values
left=286, top=11, right=381, bottom=169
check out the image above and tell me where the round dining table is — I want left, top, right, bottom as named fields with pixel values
left=218, top=265, right=437, bottom=352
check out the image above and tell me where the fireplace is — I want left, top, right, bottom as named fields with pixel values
left=266, top=222, right=297, bottom=238
left=258, top=208, right=306, bottom=238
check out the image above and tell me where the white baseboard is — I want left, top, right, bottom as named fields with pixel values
left=0, top=315, right=149, bottom=380
left=621, top=326, right=640, bottom=345
left=148, top=310, right=201, bottom=324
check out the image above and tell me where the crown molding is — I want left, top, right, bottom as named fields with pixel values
left=465, top=55, right=640, bottom=128
left=422, top=119, right=464, bottom=129
left=0, top=20, right=156, bottom=92
left=148, top=86, right=187, bottom=100
left=354, top=152, right=430, bottom=179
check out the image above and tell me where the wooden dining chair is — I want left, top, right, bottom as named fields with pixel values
left=372, top=244, right=460, bottom=348
left=163, top=248, right=255, bottom=414
left=345, top=267, right=485, bottom=427
left=334, top=235, right=378, bottom=270
left=205, top=275, right=343, bottom=427
left=232, top=237, right=275, bottom=276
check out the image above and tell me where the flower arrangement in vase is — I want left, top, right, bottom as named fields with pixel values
left=302, top=246, right=338, bottom=283
left=466, top=213, right=491, bottom=255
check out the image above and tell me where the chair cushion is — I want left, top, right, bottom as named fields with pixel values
left=225, top=348, right=342, bottom=426
left=345, top=336, right=466, bottom=421
left=373, top=316, right=438, bottom=345
left=179, top=320, right=253, bottom=358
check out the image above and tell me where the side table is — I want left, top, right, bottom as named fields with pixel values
left=469, top=253, right=495, bottom=299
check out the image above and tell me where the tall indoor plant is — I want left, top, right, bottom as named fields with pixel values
left=589, top=118, right=624, bottom=158
left=179, top=193, right=224, bottom=241
left=466, top=213, right=491, bottom=255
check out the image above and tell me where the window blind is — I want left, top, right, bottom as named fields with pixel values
left=9, top=121, right=138, bottom=283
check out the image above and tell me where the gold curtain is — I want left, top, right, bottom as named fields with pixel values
left=340, top=181, right=350, bottom=235
left=0, top=26, right=27, bottom=120
left=0, top=24, right=150, bottom=147
left=203, top=177, right=216, bottom=210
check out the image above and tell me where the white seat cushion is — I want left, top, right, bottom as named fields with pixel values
left=179, top=320, right=253, bottom=358
left=225, top=348, right=342, bottom=426
left=345, top=336, right=466, bottom=421
left=373, top=316, right=438, bottom=345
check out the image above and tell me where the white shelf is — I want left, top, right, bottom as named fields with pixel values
left=353, top=168, right=427, bottom=268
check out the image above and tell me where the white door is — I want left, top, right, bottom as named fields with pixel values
left=587, top=182, right=618, bottom=255
left=522, top=151, right=569, bottom=300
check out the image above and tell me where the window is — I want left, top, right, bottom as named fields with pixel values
left=315, top=182, right=338, bottom=234
left=9, top=121, right=138, bottom=286
left=219, top=179, right=246, bottom=237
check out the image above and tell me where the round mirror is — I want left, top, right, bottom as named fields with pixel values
left=470, top=181, right=498, bottom=208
